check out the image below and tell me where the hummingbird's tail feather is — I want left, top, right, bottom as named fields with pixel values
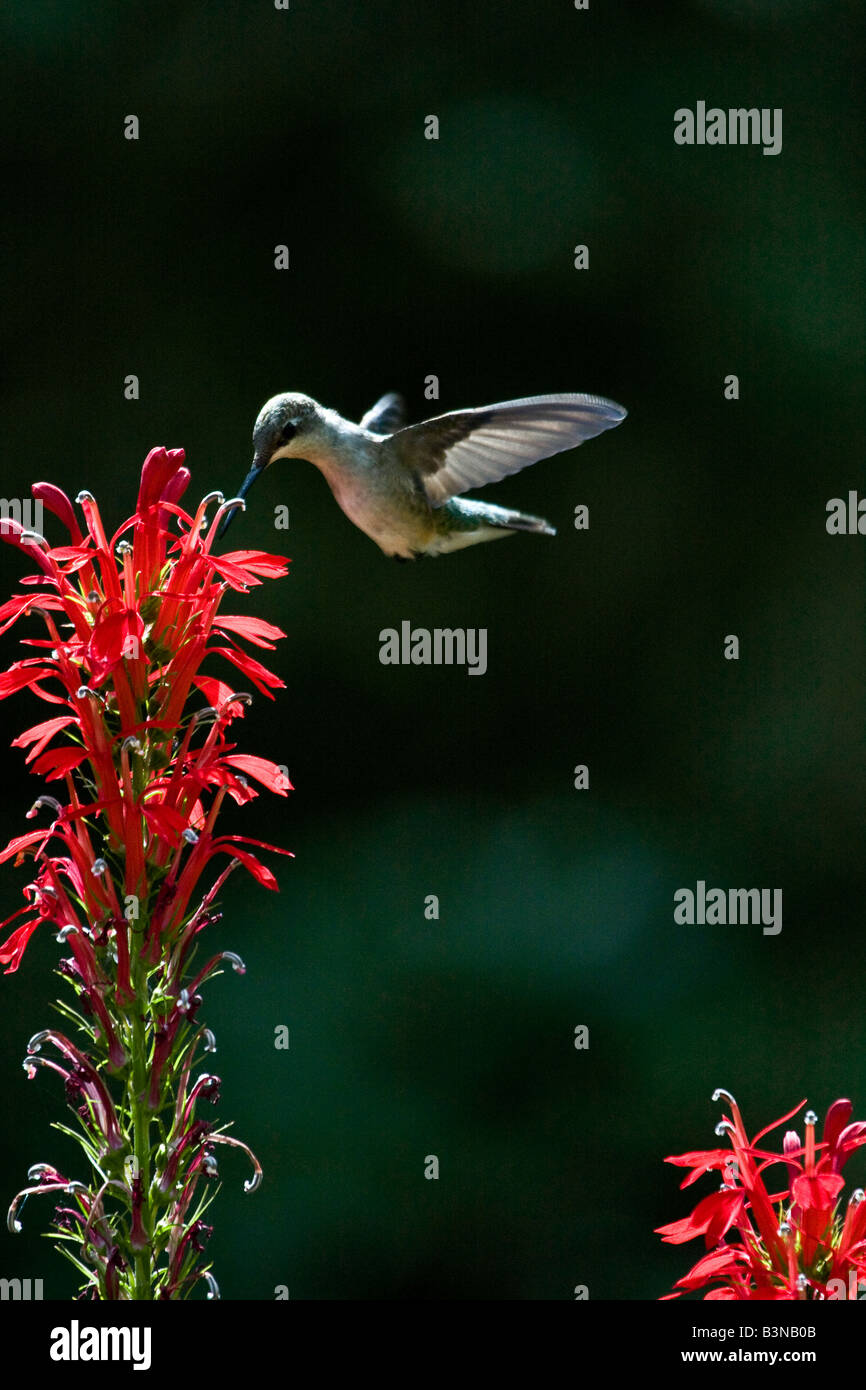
left=453, top=497, right=556, bottom=535
left=490, top=508, right=557, bottom=536
left=428, top=497, right=556, bottom=553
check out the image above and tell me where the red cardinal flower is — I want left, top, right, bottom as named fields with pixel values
left=1, top=452, right=290, bottom=1300
left=658, top=1090, right=866, bottom=1300
left=0, top=455, right=290, bottom=973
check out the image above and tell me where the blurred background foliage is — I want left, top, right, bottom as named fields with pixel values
left=0, top=0, right=863, bottom=1298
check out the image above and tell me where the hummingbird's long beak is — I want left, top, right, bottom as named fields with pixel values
left=217, top=451, right=269, bottom=539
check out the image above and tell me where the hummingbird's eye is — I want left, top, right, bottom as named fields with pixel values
left=281, top=420, right=298, bottom=442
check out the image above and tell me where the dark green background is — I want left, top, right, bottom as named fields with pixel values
left=0, top=0, right=863, bottom=1299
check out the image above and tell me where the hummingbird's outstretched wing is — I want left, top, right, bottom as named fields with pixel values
left=389, top=393, right=626, bottom=506
left=359, top=392, right=407, bottom=433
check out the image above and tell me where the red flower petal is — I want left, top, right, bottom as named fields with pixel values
left=208, top=646, right=286, bottom=698
left=137, top=447, right=186, bottom=511
left=214, top=550, right=289, bottom=578
left=213, top=615, right=287, bottom=649
left=751, top=1098, right=808, bottom=1147
left=12, top=715, right=77, bottom=762
left=89, top=609, right=145, bottom=669
left=215, top=845, right=279, bottom=890
left=31, top=483, right=83, bottom=542
left=655, top=1188, right=745, bottom=1246
left=823, top=1099, right=853, bottom=1152
left=159, top=468, right=191, bottom=506
left=791, top=1171, right=844, bottom=1211
left=192, top=675, right=248, bottom=715
left=674, top=1245, right=751, bottom=1291
left=0, top=592, right=66, bottom=625
left=655, top=1214, right=700, bottom=1244
left=142, top=802, right=194, bottom=847
left=214, top=834, right=294, bottom=857
left=222, top=755, right=292, bottom=794
left=664, top=1148, right=733, bottom=1188
left=30, top=747, right=88, bottom=780
left=0, top=829, right=53, bottom=864
left=0, top=665, right=59, bottom=699
left=0, top=917, right=40, bottom=972
left=834, top=1122, right=866, bottom=1168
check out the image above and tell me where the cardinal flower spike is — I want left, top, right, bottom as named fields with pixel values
left=0, top=450, right=291, bottom=1300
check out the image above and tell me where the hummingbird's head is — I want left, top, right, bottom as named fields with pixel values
left=251, top=392, right=321, bottom=468
left=218, top=393, right=321, bottom=538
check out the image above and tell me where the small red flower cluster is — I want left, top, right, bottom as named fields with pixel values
left=657, top=1090, right=866, bottom=1300
left=0, top=449, right=291, bottom=1298
left=0, top=450, right=291, bottom=977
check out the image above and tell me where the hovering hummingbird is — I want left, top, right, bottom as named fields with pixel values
left=219, top=389, right=626, bottom=559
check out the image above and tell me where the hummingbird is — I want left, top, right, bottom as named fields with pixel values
left=219, top=389, right=626, bottom=559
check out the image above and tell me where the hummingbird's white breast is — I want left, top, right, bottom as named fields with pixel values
left=307, top=417, right=429, bottom=557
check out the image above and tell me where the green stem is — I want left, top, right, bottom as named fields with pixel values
left=126, top=740, right=155, bottom=1300
left=129, top=941, right=153, bottom=1299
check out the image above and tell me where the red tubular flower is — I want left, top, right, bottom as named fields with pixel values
left=658, top=1090, right=866, bottom=1300
left=2, top=453, right=291, bottom=1300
